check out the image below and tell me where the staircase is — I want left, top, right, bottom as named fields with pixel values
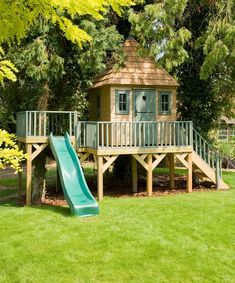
left=192, top=129, right=229, bottom=189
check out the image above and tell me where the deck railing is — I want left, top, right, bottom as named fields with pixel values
left=76, top=121, right=193, bottom=149
left=193, top=129, right=219, bottom=170
left=193, top=129, right=221, bottom=184
left=16, top=111, right=78, bottom=137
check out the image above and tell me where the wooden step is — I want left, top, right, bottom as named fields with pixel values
left=192, top=151, right=229, bottom=189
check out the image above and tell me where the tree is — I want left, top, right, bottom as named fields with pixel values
left=176, top=1, right=223, bottom=135
left=0, top=0, right=133, bottom=203
left=0, top=0, right=133, bottom=84
left=1, top=18, right=126, bottom=203
left=128, top=0, right=235, bottom=134
left=129, top=1, right=191, bottom=72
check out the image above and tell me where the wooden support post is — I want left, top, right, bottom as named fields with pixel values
left=132, top=156, right=138, bottom=193
left=169, top=153, right=175, bottom=189
left=18, top=170, right=23, bottom=203
left=26, top=144, right=32, bottom=205
left=186, top=152, right=193, bottom=193
left=147, top=154, right=153, bottom=196
left=97, top=156, right=103, bottom=201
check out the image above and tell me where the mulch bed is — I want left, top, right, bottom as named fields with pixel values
left=1, top=166, right=217, bottom=207
left=41, top=174, right=216, bottom=207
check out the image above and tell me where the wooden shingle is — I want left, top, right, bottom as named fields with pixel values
left=91, top=38, right=179, bottom=88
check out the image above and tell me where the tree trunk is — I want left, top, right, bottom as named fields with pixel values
left=37, top=82, right=50, bottom=110
left=32, top=151, right=47, bottom=204
left=32, top=81, right=49, bottom=203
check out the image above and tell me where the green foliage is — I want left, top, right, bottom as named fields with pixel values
left=129, top=1, right=191, bottom=72
left=0, top=0, right=133, bottom=46
left=0, top=16, right=124, bottom=127
left=200, top=1, right=235, bottom=80
left=0, top=129, right=27, bottom=172
left=0, top=48, right=18, bottom=85
left=128, top=0, right=235, bottom=134
left=0, top=0, right=134, bottom=84
left=217, top=140, right=235, bottom=169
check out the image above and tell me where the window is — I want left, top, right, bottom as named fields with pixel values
left=159, top=91, right=171, bottom=115
left=115, top=90, right=130, bottom=114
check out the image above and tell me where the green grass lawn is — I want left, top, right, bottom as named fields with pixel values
left=0, top=171, right=235, bottom=282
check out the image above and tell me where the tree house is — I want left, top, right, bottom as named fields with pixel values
left=89, top=38, right=178, bottom=123
left=16, top=39, right=228, bottom=206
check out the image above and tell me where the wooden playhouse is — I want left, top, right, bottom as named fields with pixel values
left=16, top=38, right=228, bottom=205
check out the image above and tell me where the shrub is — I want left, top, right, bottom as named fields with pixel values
left=0, top=129, right=27, bottom=172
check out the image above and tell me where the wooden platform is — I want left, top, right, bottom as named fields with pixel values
left=16, top=111, right=226, bottom=205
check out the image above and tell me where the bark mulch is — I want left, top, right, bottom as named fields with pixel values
left=41, top=174, right=216, bottom=207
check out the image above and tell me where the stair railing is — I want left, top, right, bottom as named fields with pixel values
left=193, top=128, right=221, bottom=186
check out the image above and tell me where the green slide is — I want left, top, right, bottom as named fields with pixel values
left=49, top=133, right=99, bottom=217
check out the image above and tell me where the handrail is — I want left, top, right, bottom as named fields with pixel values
left=193, top=128, right=218, bottom=169
left=76, top=121, right=193, bottom=149
left=16, top=111, right=78, bottom=137
left=193, top=128, right=222, bottom=185
left=76, top=121, right=222, bottom=186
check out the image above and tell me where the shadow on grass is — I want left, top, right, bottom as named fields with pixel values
left=30, top=203, right=71, bottom=217
left=0, top=197, right=71, bottom=217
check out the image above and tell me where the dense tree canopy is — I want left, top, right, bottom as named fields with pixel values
left=129, top=0, right=235, bottom=133
left=0, top=0, right=133, bottom=84
left=0, top=0, right=234, bottom=133
left=0, top=17, right=125, bottom=132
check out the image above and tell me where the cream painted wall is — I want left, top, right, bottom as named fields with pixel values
left=89, top=85, right=177, bottom=122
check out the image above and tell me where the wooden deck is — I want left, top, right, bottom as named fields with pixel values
left=76, top=121, right=193, bottom=153
left=16, top=111, right=226, bottom=205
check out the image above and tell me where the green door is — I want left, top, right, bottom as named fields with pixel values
left=134, top=89, right=156, bottom=121
left=133, top=89, right=156, bottom=145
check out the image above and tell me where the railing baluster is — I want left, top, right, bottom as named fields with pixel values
left=115, top=123, right=117, bottom=148
left=125, top=123, right=127, bottom=147
left=138, top=123, right=141, bottom=147
left=165, top=122, right=168, bottom=145
left=155, top=123, right=158, bottom=146
left=33, top=112, right=36, bottom=136
left=43, top=112, right=46, bottom=136
left=29, top=112, right=32, bottom=136
left=134, top=123, right=136, bottom=147
left=111, top=123, right=113, bottom=147
left=185, top=122, right=188, bottom=145
left=69, top=113, right=72, bottom=136
left=129, top=122, right=132, bottom=147
left=147, top=122, right=150, bottom=147
left=159, top=123, right=162, bottom=146
left=25, top=112, right=28, bottom=136
left=39, top=112, right=42, bottom=136
left=78, top=123, right=81, bottom=147
left=96, top=123, right=99, bottom=149
left=101, top=123, right=104, bottom=148
left=151, top=123, right=154, bottom=146
left=106, top=123, right=109, bottom=148
left=84, top=122, right=86, bottom=147
left=143, top=122, right=146, bottom=147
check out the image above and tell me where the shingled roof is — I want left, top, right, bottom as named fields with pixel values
left=91, top=38, right=179, bottom=88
